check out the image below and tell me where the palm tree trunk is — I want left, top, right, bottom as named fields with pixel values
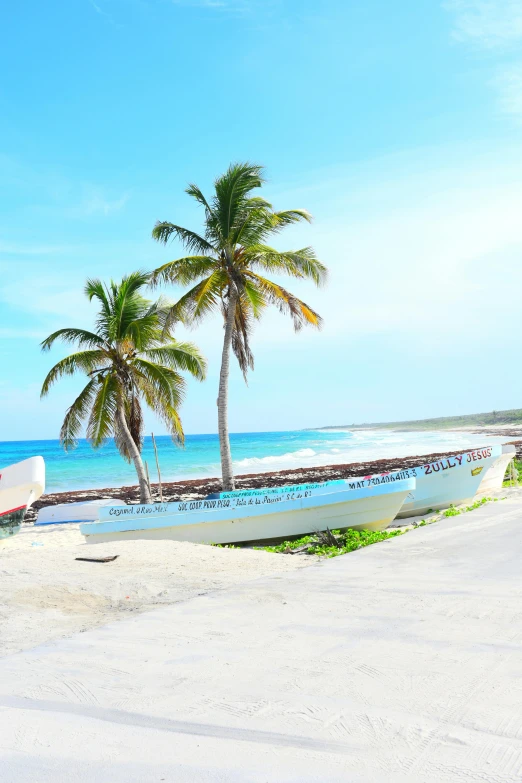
left=115, top=403, right=152, bottom=504
left=217, top=287, right=237, bottom=491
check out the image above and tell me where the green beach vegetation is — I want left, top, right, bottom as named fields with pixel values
left=40, top=272, right=206, bottom=503
left=257, top=494, right=505, bottom=558
left=318, top=408, right=522, bottom=431
left=261, top=527, right=406, bottom=557
left=442, top=496, right=493, bottom=516
left=151, top=162, right=327, bottom=491
left=503, top=458, right=522, bottom=487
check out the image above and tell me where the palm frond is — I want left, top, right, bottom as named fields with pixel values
left=162, top=404, right=184, bottom=444
left=148, top=395, right=185, bottom=445
left=230, top=293, right=255, bottom=378
left=108, top=271, right=151, bottom=341
left=245, top=272, right=323, bottom=331
left=59, top=379, right=98, bottom=451
left=151, top=256, right=218, bottom=288
left=241, top=277, right=266, bottom=318
left=164, top=271, right=226, bottom=332
left=152, top=222, right=214, bottom=254
left=230, top=198, right=275, bottom=247
left=41, top=350, right=109, bottom=397
left=243, top=245, right=328, bottom=286
left=143, top=342, right=207, bottom=381
left=40, top=328, right=103, bottom=352
left=213, top=162, right=265, bottom=241
left=84, top=278, right=111, bottom=323
left=133, top=360, right=186, bottom=444
left=86, top=373, right=119, bottom=447
left=271, top=209, right=312, bottom=229
left=124, top=307, right=164, bottom=351
left=133, top=359, right=186, bottom=409
left=185, top=183, right=214, bottom=214
left=114, top=394, right=144, bottom=461
left=128, top=394, right=144, bottom=452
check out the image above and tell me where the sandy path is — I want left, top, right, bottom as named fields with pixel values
left=0, top=523, right=313, bottom=657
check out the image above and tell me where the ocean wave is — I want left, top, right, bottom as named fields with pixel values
left=234, top=448, right=316, bottom=469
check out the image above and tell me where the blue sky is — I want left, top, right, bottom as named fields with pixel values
left=1, top=0, right=522, bottom=440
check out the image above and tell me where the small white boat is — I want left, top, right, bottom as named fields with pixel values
left=343, top=444, right=503, bottom=518
left=475, top=444, right=516, bottom=497
left=36, top=498, right=123, bottom=526
left=0, top=456, right=45, bottom=539
left=80, top=478, right=415, bottom=545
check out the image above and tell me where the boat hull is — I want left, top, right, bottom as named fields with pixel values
left=0, top=456, right=45, bottom=539
left=81, top=479, right=415, bottom=545
left=36, top=499, right=122, bottom=526
left=213, top=446, right=503, bottom=521
left=0, top=506, right=28, bottom=539
left=475, top=444, right=516, bottom=497
left=347, top=445, right=502, bottom=518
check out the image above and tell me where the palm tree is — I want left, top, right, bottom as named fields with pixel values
left=151, top=162, right=327, bottom=491
left=40, top=271, right=207, bottom=503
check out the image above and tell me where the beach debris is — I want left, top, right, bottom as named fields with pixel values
left=75, top=555, right=119, bottom=563
left=316, top=527, right=342, bottom=547
left=284, top=527, right=342, bottom=554
left=286, top=543, right=314, bottom=555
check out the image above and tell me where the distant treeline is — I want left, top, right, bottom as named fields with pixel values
left=318, top=408, right=522, bottom=431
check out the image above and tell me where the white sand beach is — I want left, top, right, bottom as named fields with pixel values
left=2, top=489, right=522, bottom=781
left=0, top=523, right=313, bottom=657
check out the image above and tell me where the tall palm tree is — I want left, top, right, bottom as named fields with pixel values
left=152, top=162, right=327, bottom=491
left=40, top=271, right=206, bottom=503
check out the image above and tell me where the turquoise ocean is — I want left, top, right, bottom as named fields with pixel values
left=0, top=429, right=510, bottom=494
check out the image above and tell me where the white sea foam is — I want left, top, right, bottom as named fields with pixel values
left=234, top=448, right=316, bottom=469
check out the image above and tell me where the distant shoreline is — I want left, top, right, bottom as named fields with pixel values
left=315, top=425, right=522, bottom=436
left=313, top=411, right=522, bottom=433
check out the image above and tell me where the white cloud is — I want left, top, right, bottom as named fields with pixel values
left=266, top=143, right=522, bottom=351
left=69, top=189, right=130, bottom=217
left=445, top=0, right=522, bottom=48
left=89, top=0, right=105, bottom=13
left=443, top=3, right=522, bottom=120
left=87, top=0, right=118, bottom=25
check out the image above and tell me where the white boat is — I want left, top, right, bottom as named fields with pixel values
left=475, top=444, right=516, bottom=497
left=343, top=444, right=503, bottom=518
left=0, top=456, right=45, bottom=539
left=36, top=498, right=123, bottom=526
left=80, top=478, right=415, bottom=545
left=212, top=444, right=503, bottom=520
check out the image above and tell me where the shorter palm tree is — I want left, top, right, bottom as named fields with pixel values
left=41, top=271, right=206, bottom=503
